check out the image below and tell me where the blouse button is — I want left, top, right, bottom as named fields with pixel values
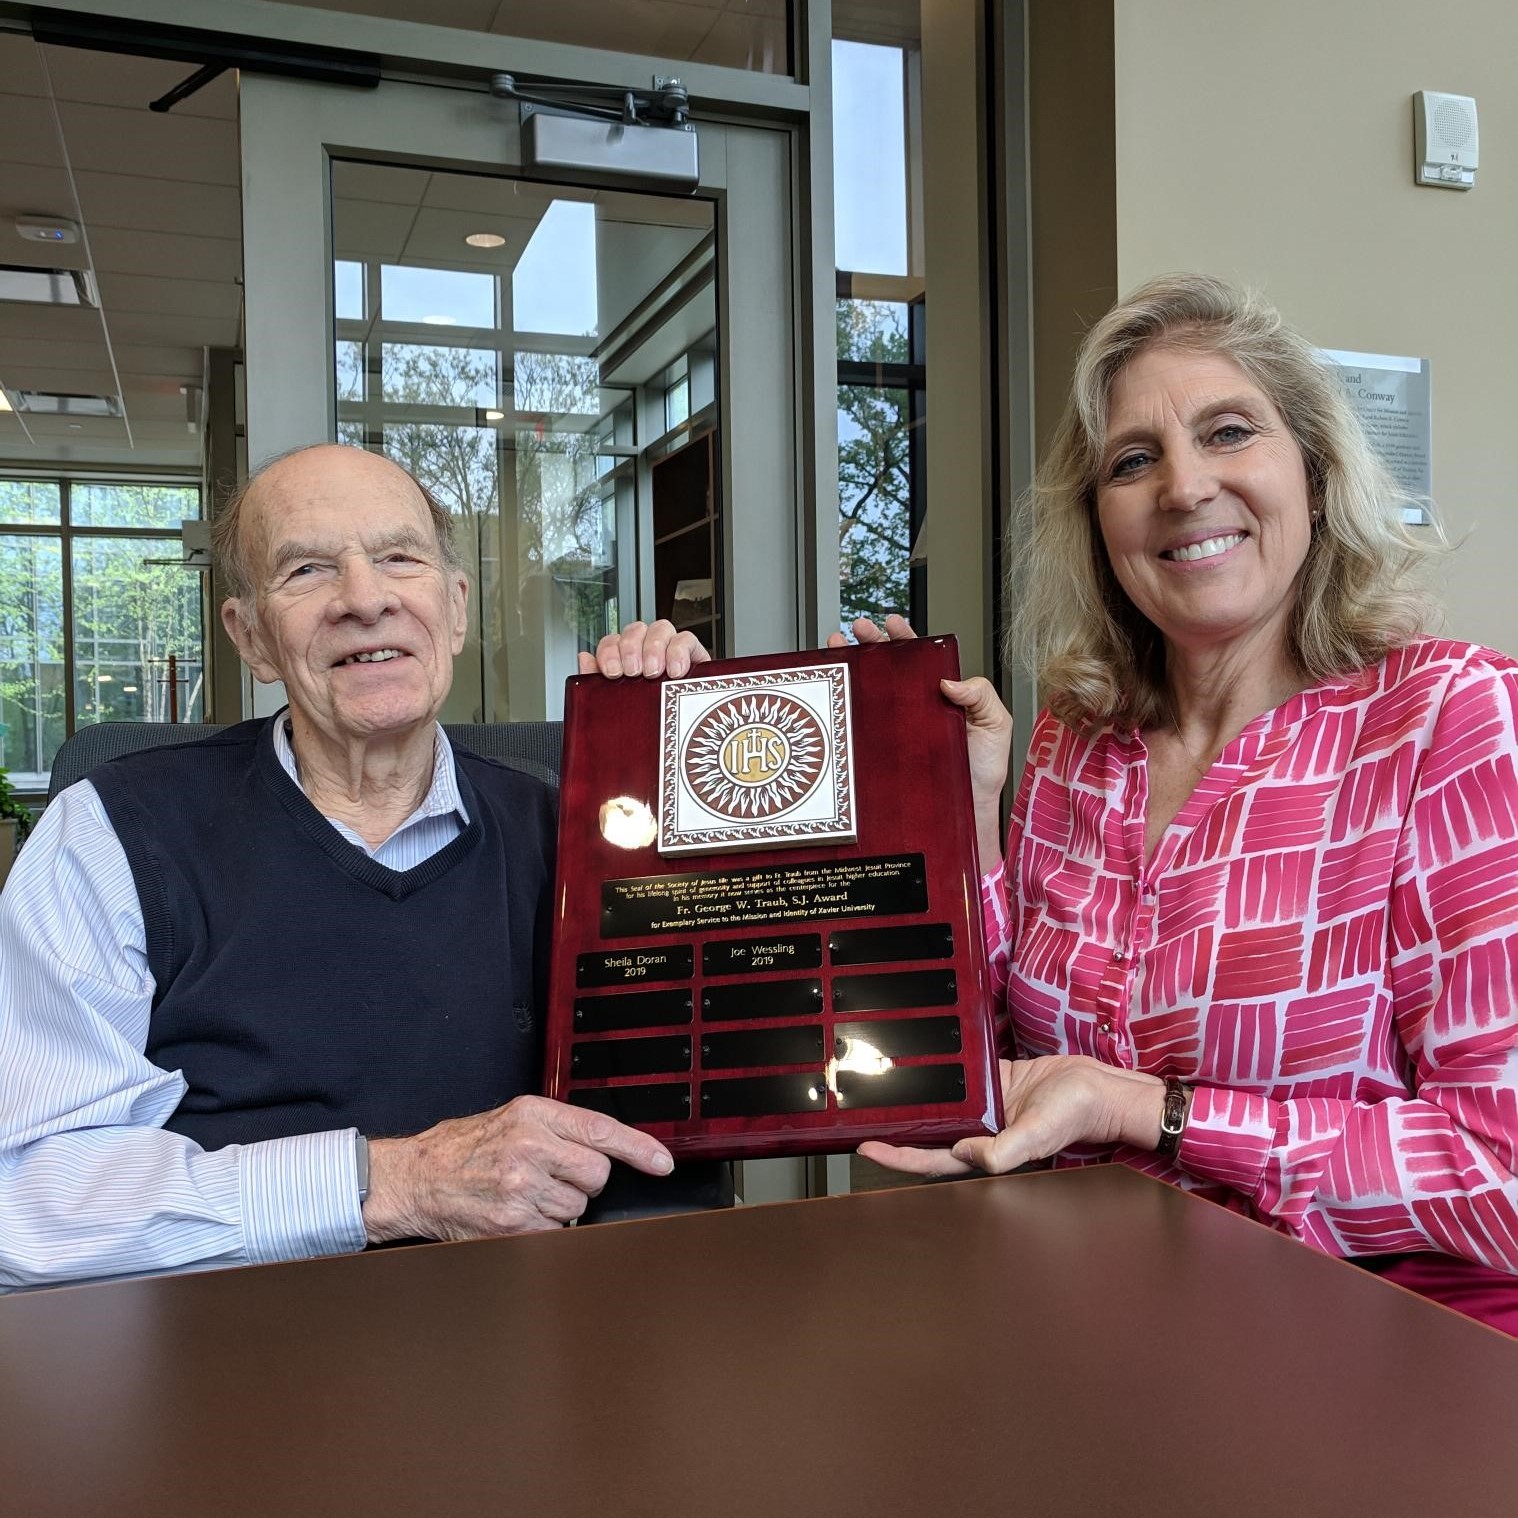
left=1098, top=1020, right=1112, bottom=1035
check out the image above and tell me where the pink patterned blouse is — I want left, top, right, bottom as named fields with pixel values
left=982, top=638, right=1518, bottom=1322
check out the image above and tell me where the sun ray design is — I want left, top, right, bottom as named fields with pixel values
left=683, top=692, right=828, bottom=821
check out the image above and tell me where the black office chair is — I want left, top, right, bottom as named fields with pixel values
left=45, top=717, right=732, bottom=1223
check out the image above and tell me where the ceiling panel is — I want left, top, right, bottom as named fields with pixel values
left=0, top=29, right=240, bottom=472
left=3, top=367, right=120, bottom=395
left=0, top=338, right=117, bottom=372
left=109, top=346, right=212, bottom=378
left=40, top=44, right=239, bottom=120
left=0, top=304, right=108, bottom=343
left=394, top=207, right=539, bottom=268
left=127, top=389, right=199, bottom=422
left=0, top=34, right=46, bottom=94
left=109, top=311, right=239, bottom=349
left=331, top=199, right=418, bottom=263
left=19, top=413, right=130, bottom=440
left=268, top=0, right=790, bottom=68
left=296, top=0, right=501, bottom=26
left=330, top=161, right=436, bottom=207
left=93, top=272, right=243, bottom=321
left=71, top=173, right=242, bottom=242
left=0, top=437, right=197, bottom=467
left=87, top=227, right=241, bottom=283
left=419, top=175, right=595, bottom=216
left=0, top=90, right=68, bottom=170
left=53, top=101, right=240, bottom=187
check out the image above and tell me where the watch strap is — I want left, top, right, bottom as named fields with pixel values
left=1155, top=1077, right=1189, bottom=1159
left=354, top=1133, right=370, bottom=1204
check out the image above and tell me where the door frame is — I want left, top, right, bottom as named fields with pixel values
left=238, top=47, right=829, bottom=716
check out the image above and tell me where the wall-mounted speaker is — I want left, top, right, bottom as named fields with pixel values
left=1414, top=90, right=1478, bottom=191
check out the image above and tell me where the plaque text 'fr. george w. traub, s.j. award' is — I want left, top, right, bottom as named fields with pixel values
left=543, top=636, right=1003, bottom=1161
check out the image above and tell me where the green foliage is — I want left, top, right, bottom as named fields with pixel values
left=0, top=767, right=33, bottom=841
left=836, top=300, right=914, bottom=627
left=0, top=483, right=205, bottom=781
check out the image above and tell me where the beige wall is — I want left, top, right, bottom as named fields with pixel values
left=1111, top=0, right=1518, bottom=653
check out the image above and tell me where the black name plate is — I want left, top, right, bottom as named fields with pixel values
left=702, top=978, right=824, bottom=1022
left=571, top=1083, right=692, bottom=1125
left=832, top=969, right=958, bottom=1014
left=700, top=1072, right=825, bottom=1120
left=836, top=1063, right=966, bottom=1111
left=577, top=945, right=694, bottom=988
left=571, top=1035, right=692, bottom=1080
left=835, top=1016, right=962, bottom=1059
left=701, top=1025, right=826, bottom=1070
left=703, top=934, right=824, bottom=976
left=574, top=988, right=694, bottom=1033
left=829, top=923, right=954, bottom=966
left=602, top=854, right=928, bottom=938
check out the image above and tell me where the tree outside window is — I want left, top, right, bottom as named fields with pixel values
left=0, top=478, right=205, bottom=792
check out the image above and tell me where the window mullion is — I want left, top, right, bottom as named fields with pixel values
left=60, top=478, right=76, bottom=739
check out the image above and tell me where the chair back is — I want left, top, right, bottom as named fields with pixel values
left=47, top=720, right=563, bottom=801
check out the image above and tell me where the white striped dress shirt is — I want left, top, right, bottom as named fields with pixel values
left=0, top=717, right=468, bottom=1291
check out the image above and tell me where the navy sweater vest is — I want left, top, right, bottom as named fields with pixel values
left=90, top=719, right=557, bottom=1150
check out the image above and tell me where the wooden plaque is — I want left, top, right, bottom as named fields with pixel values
left=544, top=636, right=1003, bottom=1160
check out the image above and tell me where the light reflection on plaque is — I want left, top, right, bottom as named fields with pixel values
left=818, top=1034, right=894, bottom=1101
left=599, top=796, right=658, bottom=849
left=836, top=1063, right=966, bottom=1110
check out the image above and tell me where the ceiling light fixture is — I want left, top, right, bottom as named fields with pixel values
left=484, top=409, right=505, bottom=421
left=0, top=264, right=98, bottom=306
left=0, top=389, right=12, bottom=412
left=17, top=391, right=121, bottom=417
left=465, top=232, right=506, bottom=249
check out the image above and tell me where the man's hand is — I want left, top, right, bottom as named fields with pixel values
left=362, top=1096, right=674, bottom=1243
left=829, top=615, right=1012, bottom=866
left=858, top=1056, right=1167, bottom=1178
left=578, top=619, right=710, bottom=679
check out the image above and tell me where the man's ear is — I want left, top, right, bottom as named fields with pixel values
left=449, top=572, right=469, bottom=657
left=221, top=598, right=280, bottom=684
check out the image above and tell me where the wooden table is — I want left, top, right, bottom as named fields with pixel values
left=4, top=1164, right=1517, bottom=1517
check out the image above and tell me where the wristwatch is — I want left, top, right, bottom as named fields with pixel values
left=355, top=1133, right=370, bottom=1204
left=1155, top=1077, right=1190, bottom=1160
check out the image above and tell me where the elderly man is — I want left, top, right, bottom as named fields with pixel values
left=0, top=443, right=709, bottom=1288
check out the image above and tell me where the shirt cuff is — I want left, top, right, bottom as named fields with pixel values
left=1177, top=1084, right=1277, bottom=1199
left=238, top=1129, right=367, bottom=1266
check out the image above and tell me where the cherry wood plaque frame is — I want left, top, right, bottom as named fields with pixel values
left=544, top=637, right=1003, bottom=1160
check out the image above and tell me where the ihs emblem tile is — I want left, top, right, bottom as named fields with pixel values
left=658, top=664, right=856, bottom=854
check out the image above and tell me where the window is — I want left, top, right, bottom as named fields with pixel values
left=0, top=477, right=205, bottom=792
left=832, top=32, right=926, bottom=631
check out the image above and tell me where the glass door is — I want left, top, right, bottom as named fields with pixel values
left=238, top=71, right=801, bottom=722
left=330, top=166, right=716, bottom=723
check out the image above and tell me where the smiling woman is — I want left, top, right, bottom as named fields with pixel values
left=1017, top=274, right=1437, bottom=735
left=858, top=274, right=1518, bottom=1335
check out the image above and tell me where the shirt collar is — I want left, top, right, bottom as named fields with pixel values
left=271, top=710, right=471, bottom=828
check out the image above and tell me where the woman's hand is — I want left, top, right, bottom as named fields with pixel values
left=830, top=615, right=1012, bottom=866
left=858, top=1056, right=1168, bottom=1177
left=578, top=620, right=710, bottom=679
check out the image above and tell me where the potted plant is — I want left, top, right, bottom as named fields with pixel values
left=0, top=767, right=34, bottom=892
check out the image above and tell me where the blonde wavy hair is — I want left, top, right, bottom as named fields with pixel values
left=1013, top=273, right=1441, bottom=734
